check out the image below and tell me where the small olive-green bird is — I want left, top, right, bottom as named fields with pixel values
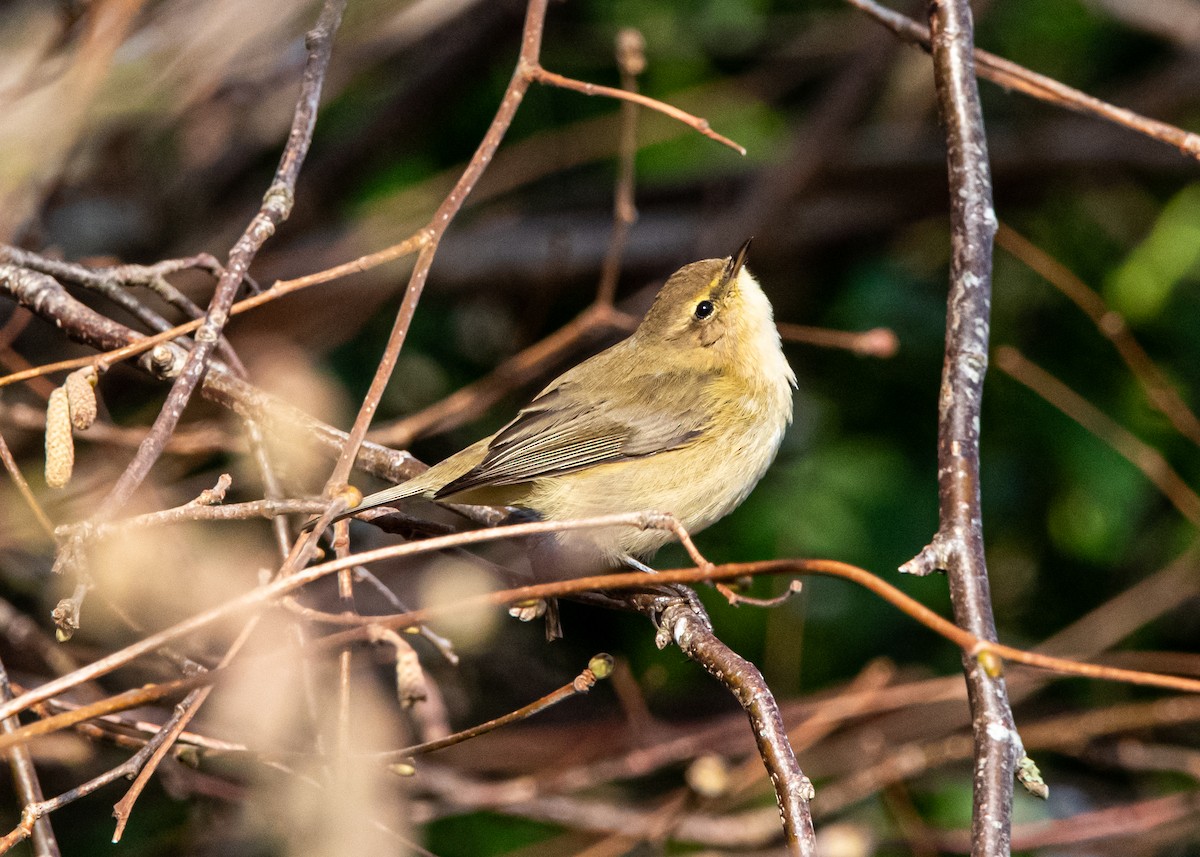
left=331, top=241, right=795, bottom=574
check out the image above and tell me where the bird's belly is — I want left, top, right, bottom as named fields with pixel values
left=527, top=416, right=786, bottom=565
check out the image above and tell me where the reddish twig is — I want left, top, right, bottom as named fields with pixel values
left=5, top=548, right=1200, bottom=755
left=527, top=66, right=745, bottom=156
left=777, top=323, right=899, bottom=358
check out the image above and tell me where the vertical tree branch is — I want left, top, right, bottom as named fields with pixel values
left=901, top=1, right=1021, bottom=854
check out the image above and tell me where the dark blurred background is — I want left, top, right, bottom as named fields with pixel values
left=1, top=0, right=1198, bottom=854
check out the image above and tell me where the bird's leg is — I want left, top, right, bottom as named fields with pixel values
left=620, top=555, right=711, bottom=628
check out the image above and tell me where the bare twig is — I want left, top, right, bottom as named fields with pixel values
left=905, top=3, right=1020, bottom=853
left=0, top=688, right=205, bottom=854
left=97, top=0, right=347, bottom=515
left=385, top=655, right=613, bottom=760
left=0, top=428, right=53, bottom=537
left=110, top=616, right=262, bottom=841
left=995, top=224, right=1200, bottom=447
left=0, top=266, right=420, bottom=483
left=994, top=347, right=1200, bottom=525
left=844, top=0, right=1200, bottom=159
left=527, top=66, right=745, bottom=156
left=367, top=303, right=632, bottom=448
left=313, top=0, right=554, bottom=548
left=653, top=595, right=815, bottom=855
left=0, top=657, right=59, bottom=857
left=777, top=323, right=899, bottom=358
left=5, top=554, right=1200, bottom=758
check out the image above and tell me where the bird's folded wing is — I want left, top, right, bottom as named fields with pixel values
left=434, top=379, right=710, bottom=498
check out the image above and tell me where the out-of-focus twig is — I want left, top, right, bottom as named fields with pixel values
left=994, top=347, right=1200, bottom=525
left=995, top=223, right=1200, bottom=447
left=0, top=657, right=59, bottom=857
left=594, top=28, right=646, bottom=308
left=0, top=428, right=53, bottom=537
left=777, top=323, right=899, bottom=358
left=527, top=66, right=745, bottom=156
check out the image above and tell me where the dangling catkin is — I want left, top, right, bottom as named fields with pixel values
left=64, top=366, right=98, bottom=430
left=45, top=386, right=74, bottom=488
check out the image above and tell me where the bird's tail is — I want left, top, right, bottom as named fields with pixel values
left=302, top=479, right=428, bottom=531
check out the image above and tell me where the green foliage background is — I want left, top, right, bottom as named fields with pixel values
left=1, top=0, right=1198, bottom=853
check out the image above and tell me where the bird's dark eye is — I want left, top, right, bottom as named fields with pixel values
left=694, top=299, right=714, bottom=320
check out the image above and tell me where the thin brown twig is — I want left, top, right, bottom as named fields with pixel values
left=367, top=303, right=633, bottom=448
left=0, top=428, right=53, bottom=537
left=0, top=657, right=59, bottom=857
left=5, top=545, right=1200, bottom=756
left=844, top=0, right=1200, bottom=159
left=527, top=65, right=745, bottom=156
left=0, top=233, right=425, bottom=391
left=777, top=323, right=899, bottom=357
left=0, top=687, right=206, bottom=855
left=110, top=616, right=262, bottom=841
left=0, top=267, right=421, bottom=485
left=384, top=656, right=611, bottom=761
left=95, top=0, right=347, bottom=516
left=594, top=28, right=645, bottom=308
left=817, top=693, right=1200, bottom=816
left=0, top=245, right=245, bottom=375
left=994, top=346, right=1200, bottom=526
left=995, top=223, right=1200, bottom=447
left=311, top=0, right=554, bottom=555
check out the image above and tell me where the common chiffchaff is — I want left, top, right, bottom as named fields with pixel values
left=328, top=241, right=795, bottom=574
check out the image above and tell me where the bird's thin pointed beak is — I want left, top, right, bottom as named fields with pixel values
left=716, top=237, right=753, bottom=296
left=732, top=237, right=753, bottom=276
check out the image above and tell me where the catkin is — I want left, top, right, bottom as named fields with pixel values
left=393, top=639, right=427, bottom=708
left=45, top=386, right=74, bottom=488
left=64, top=366, right=98, bottom=430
